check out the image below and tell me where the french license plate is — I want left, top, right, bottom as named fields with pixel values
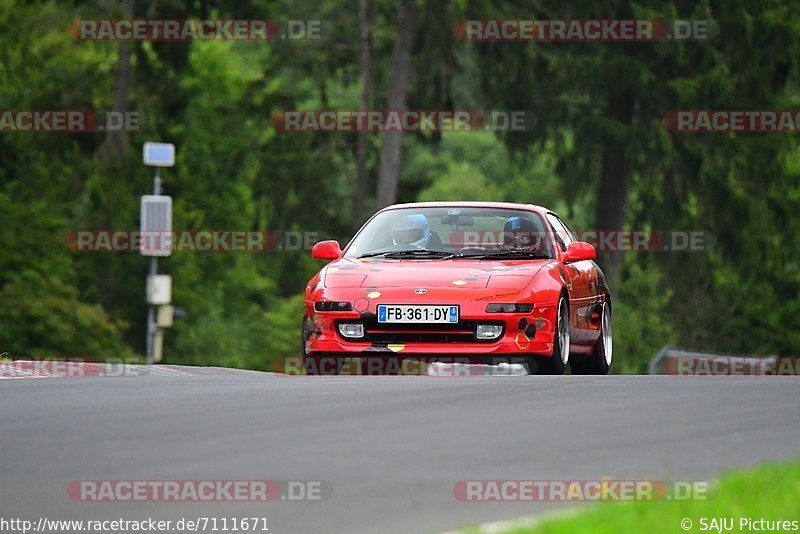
left=377, top=305, right=459, bottom=324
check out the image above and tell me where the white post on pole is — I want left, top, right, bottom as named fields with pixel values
left=142, top=142, right=175, bottom=365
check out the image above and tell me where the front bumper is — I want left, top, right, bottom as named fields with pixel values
left=304, top=302, right=558, bottom=359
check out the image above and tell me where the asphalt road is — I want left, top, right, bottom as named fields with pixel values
left=2, top=368, right=799, bottom=534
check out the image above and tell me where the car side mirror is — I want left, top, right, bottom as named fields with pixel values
left=564, top=241, right=596, bottom=263
left=312, top=240, right=342, bottom=261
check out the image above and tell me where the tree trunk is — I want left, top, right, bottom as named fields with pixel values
left=96, top=0, right=134, bottom=313
left=594, top=90, right=634, bottom=284
left=98, top=0, right=134, bottom=162
left=353, top=0, right=373, bottom=225
left=375, top=0, right=416, bottom=209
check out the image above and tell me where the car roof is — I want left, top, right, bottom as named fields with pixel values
left=380, top=201, right=551, bottom=215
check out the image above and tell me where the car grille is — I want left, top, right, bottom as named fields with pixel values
left=357, top=319, right=501, bottom=344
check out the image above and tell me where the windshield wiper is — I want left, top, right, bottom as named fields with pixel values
left=453, top=250, right=552, bottom=260
left=358, top=249, right=454, bottom=259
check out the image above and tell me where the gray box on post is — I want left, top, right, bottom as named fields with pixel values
left=140, top=195, right=172, bottom=257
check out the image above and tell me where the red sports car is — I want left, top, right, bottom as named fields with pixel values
left=302, top=202, right=612, bottom=375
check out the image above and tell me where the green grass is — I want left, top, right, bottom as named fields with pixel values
left=485, top=458, right=800, bottom=534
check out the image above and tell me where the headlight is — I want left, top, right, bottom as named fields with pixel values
left=338, top=322, right=365, bottom=339
left=486, top=303, right=534, bottom=313
left=475, top=324, right=504, bottom=340
left=316, top=301, right=353, bottom=311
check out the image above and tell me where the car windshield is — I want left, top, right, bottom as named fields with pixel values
left=344, top=206, right=554, bottom=259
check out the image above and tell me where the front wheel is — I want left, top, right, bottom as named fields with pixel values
left=532, top=296, right=569, bottom=375
left=570, top=301, right=612, bottom=375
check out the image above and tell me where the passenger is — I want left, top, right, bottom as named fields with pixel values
left=391, top=214, right=431, bottom=248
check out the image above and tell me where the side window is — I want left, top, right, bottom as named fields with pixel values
left=555, top=215, right=578, bottom=242
left=546, top=213, right=572, bottom=252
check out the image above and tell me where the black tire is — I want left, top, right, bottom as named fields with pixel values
left=570, top=301, right=612, bottom=375
left=533, top=295, right=569, bottom=375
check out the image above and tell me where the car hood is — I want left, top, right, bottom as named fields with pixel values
left=321, top=257, right=549, bottom=289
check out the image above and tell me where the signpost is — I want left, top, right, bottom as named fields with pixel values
left=141, top=142, right=175, bottom=365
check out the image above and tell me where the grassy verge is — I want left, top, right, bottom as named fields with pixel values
left=489, top=458, right=800, bottom=533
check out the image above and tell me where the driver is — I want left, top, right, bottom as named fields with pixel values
left=502, top=216, right=545, bottom=251
left=391, top=214, right=431, bottom=248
